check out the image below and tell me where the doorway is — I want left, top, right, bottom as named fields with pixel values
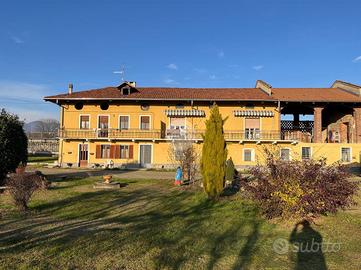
left=79, top=144, right=88, bottom=167
left=139, top=145, right=152, bottom=167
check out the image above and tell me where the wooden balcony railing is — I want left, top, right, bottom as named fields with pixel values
left=59, top=128, right=162, bottom=140
left=59, top=128, right=313, bottom=142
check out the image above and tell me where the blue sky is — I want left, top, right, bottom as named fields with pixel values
left=1, top=0, right=361, bottom=122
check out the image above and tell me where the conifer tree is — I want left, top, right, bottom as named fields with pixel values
left=201, top=104, right=227, bottom=199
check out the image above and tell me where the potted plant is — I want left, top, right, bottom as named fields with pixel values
left=103, top=175, right=112, bottom=184
left=16, top=163, right=26, bottom=174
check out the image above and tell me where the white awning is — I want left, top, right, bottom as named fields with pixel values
left=165, top=109, right=205, bottom=117
left=233, top=110, right=274, bottom=117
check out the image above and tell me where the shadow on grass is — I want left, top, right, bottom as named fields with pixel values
left=289, top=220, right=327, bottom=270
left=0, top=183, right=264, bottom=269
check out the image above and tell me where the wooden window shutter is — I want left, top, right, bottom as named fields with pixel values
left=110, top=145, right=116, bottom=159
left=96, top=145, right=101, bottom=159
left=115, top=145, right=121, bottom=159
left=129, top=145, right=134, bottom=159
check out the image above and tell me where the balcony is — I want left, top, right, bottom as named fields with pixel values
left=59, top=128, right=162, bottom=140
left=59, top=128, right=312, bottom=143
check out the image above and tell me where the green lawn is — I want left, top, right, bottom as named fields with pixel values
left=27, top=156, right=58, bottom=163
left=0, top=176, right=360, bottom=270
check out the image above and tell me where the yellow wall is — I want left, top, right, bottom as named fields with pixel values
left=58, top=101, right=360, bottom=168
left=61, top=102, right=279, bottom=131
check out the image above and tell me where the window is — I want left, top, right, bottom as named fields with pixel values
left=119, top=116, right=129, bottom=130
left=120, top=145, right=129, bottom=159
left=341, top=147, right=351, bottom=162
left=122, top=87, right=129, bottom=95
left=80, top=115, right=90, bottom=129
left=280, top=148, right=290, bottom=161
left=176, top=103, right=184, bottom=109
left=140, top=116, right=150, bottom=130
left=100, top=145, right=111, bottom=159
left=245, top=103, right=255, bottom=109
left=243, top=149, right=254, bottom=162
left=245, top=118, right=260, bottom=139
left=301, top=147, right=311, bottom=160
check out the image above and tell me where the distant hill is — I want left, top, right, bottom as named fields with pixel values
left=24, top=119, right=59, bottom=133
left=23, top=121, right=43, bottom=133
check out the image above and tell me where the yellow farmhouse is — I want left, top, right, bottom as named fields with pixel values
left=44, top=80, right=361, bottom=169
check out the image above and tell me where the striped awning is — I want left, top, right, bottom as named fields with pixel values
left=234, top=110, right=274, bottom=117
left=165, top=109, right=205, bottom=117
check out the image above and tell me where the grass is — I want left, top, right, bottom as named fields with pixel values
left=0, top=176, right=360, bottom=270
left=27, top=156, right=58, bottom=163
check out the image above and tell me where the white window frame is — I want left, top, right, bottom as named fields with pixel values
left=120, top=144, right=130, bottom=159
left=280, top=148, right=291, bottom=161
left=243, top=148, right=255, bottom=162
left=340, top=147, right=352, bottom=163
left=138, top=143, right=153, bottom=164
left=301, top=146, right=312, bottom=160
left=119, top=115, right=130, bottom=130
left=79, top=114, right=91, bottom=129
left=139, top=115, right=152, bottom=130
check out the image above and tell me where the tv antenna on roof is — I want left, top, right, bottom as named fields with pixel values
left=113, top=65, right=126, bottom=83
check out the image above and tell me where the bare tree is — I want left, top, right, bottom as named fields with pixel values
left=168, top=140, right=200, bottom=184
left=36, top=119, right=59, bottom=133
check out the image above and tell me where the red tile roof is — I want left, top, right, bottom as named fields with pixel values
left=272, top=88, right=361, bottom=102
left=44, top=86, right=276, bottom=101
left=44, top=85, right=361, bottom=103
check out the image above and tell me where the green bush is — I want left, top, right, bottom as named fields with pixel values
left=0, top=109, right=28, bottom=185
left=201, top=105, right=227, bottom=199
left=225, top=157, right=236, bottom=183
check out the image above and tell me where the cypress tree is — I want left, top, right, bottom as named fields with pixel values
left=201, top=104, right=227, bottom=199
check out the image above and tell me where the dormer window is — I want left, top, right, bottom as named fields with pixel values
left=122, top=87, right=130, bottom=95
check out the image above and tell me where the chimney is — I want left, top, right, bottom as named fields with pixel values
left=68, top=83, right=73, bottom=95
left=128, top=81, right=136, bottom=87
left=255, top=80, right=272, bottom=96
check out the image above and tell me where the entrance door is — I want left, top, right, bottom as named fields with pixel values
left=139, top=145, right=152, bottom=167
left=79, top=144, right=88, bottom=167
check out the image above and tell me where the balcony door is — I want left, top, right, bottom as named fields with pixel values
left=98, top=115, right=109, bottom=138
left=168, top=117, right=186, bottom=138
left=140, top=116, right=150, bottom=130
left=245, top=118, right=260, bottom=139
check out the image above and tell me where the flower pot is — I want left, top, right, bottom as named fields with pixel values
left=16, top=166, right=26, bottom=174
left=103, top=175, right=112, bottom=184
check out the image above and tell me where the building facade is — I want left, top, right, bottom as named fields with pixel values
left=44, top=80, right=361, bottom=169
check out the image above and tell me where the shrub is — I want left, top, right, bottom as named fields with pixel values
left=201, top=105, right=227, bottom=199
left=0, top=109, right=28, bottom=185
left=225, top=157, right=236, bottom=184
left=6, top=172, right=47, bottom=211
left=241, top=148, right=358, bottom=219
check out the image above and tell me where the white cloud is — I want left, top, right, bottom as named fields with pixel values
left=218, top=49, right=225, bottom=58
left=0, top=81, right=58, bottom=122
left=353, top=56, right=361, bottom=63
left=163, top=78, right=178, bottom=85
left=209, top=74, right=216, bottom=80
left=166, top=63, right=178, bottom=70
left=252, top=65, right=264, bottom=71
left=10, top=36, right=24, bottom=44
